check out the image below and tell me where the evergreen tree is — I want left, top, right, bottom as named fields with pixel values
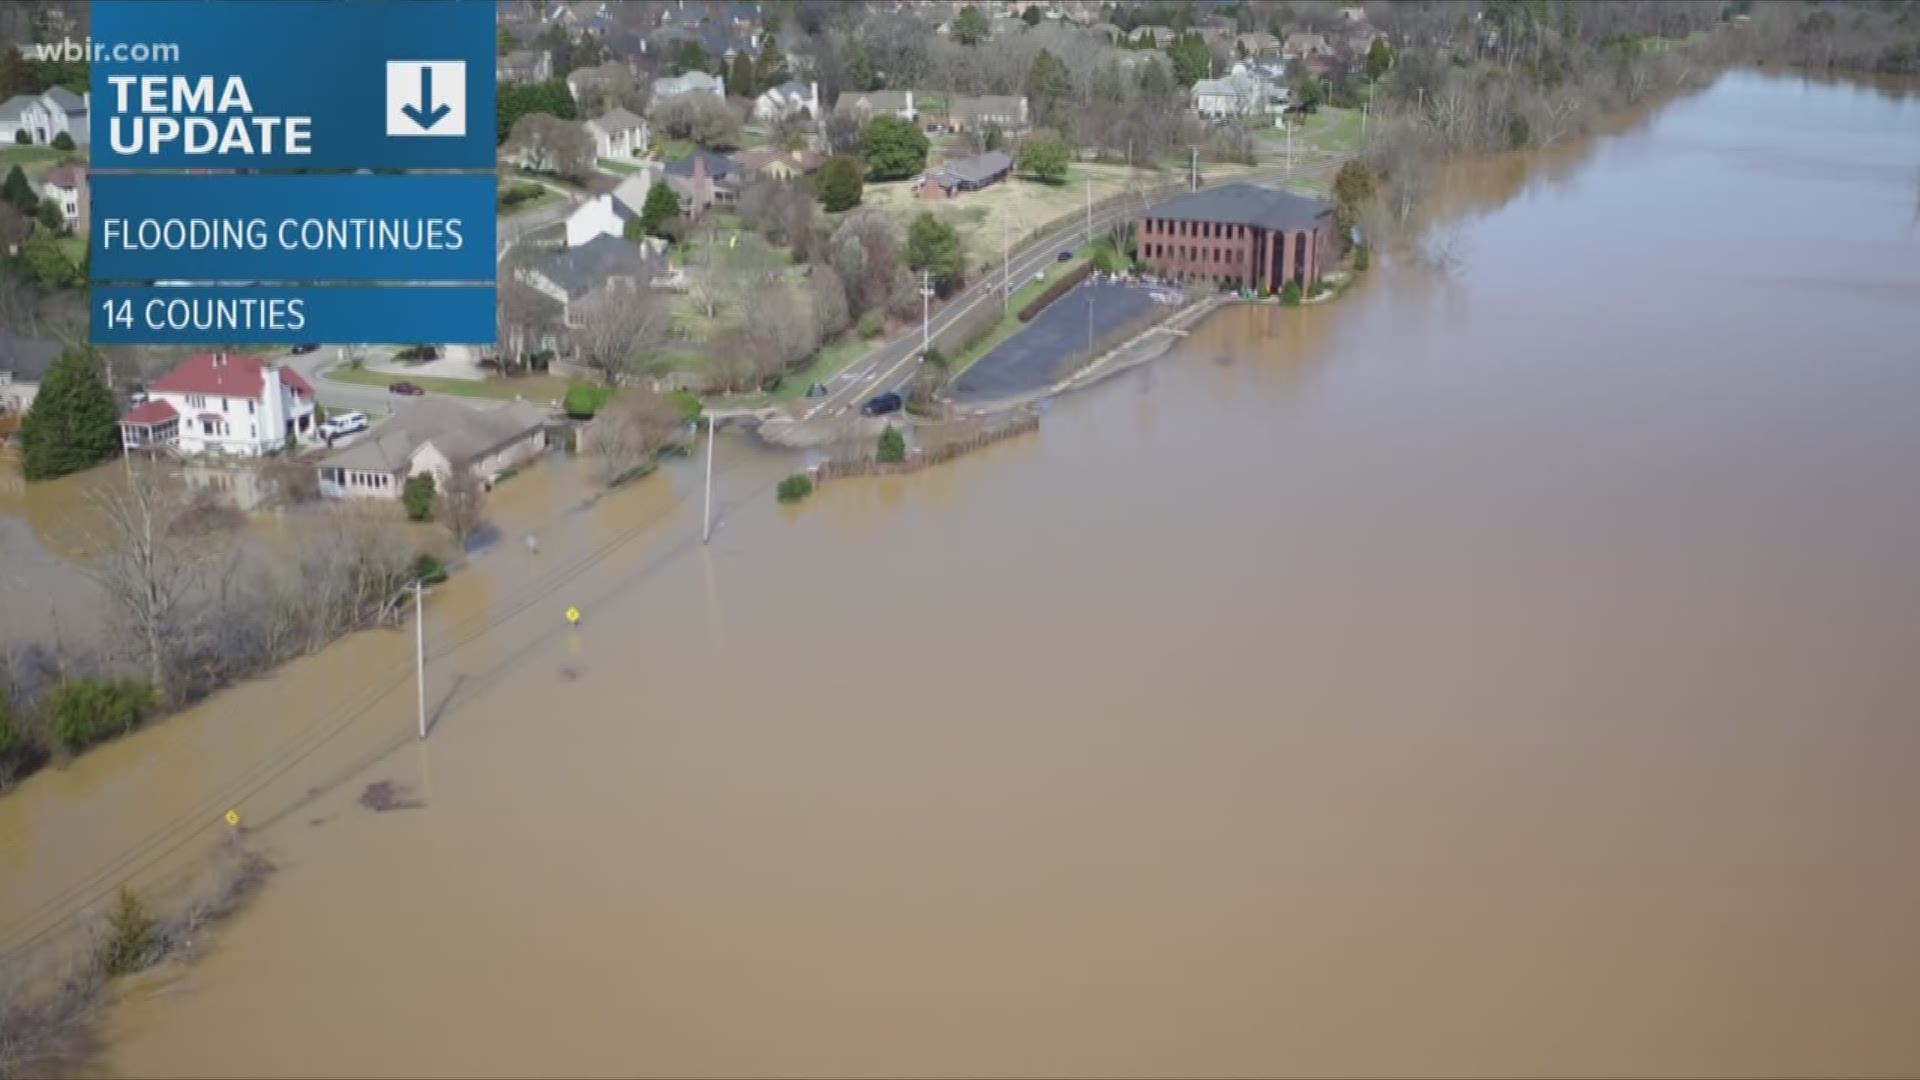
left=1023, top=5, right=1043, bottom=26
left=952, top=5, right=990, bottom=46
left=905, top=212, right=963, bottom=291
left=639, top=182, right=683, bottom=237
left=2, top=164, right=35, bottom=213
left=858, top=114, right=929, bottom=180
left=1167, top=31, right=1211, bottom=87
left=1025, top=49, right=1074, bottom=129
left=19, top=348, right=120, bottom=481
left=1367, top=37, right=1395, bottom=80
left=755, top=40, right=788, bottom=90
left=730, top=50, right=757, bottom=100
left=816, top=154, right=864, bottom=211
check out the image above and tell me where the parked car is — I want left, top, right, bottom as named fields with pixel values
left=289, top=343, right=320, bottom=355
left=388, top=381, right=425, bottom=396
left=1057, top=250, right=1073, bottom=262
left=319, top=411, right=369, bottom=439
left=861, top=391, right=903, bottom=416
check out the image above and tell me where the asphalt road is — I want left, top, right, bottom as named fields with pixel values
left=798, top=157, right=1346, bottom=425
left=952, top=281, right=1162, bottom=402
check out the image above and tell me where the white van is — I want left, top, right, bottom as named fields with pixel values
left=319, top=411, right=369, bottom=439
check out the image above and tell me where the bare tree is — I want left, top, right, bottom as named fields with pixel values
left=587, top=389, right=685, bottom=485
left=74, top=470, right=234, bottom=701
left=504, top=113, right=595, bottom=179
left=438, top=461, right=487, bottom=550
left=496, top=275, right=557, bottom=369
left=650, top=93, right=743, bottom=148
left=568, top=283, right=673, bottom=385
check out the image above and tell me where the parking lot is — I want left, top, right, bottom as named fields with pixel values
left=952, top=281, right=1165, bottom=404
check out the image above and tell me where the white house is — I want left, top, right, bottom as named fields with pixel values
left=0, top=87, right=88, bottom=146
left=0, top=329, right=59, bottom=417
left=497, top=49, right=554, bottom=84
left=318, top=398, right=550, bottom=500
left=833, top=89, right=915, bottom=122
left=1191, top=64, right=1285, bottom=122
left=583, top=107, right=649, bottom=159
left=754, top=79, right=819, bottom=122
left=650, top=70, right=726, bottom=105
left=564, top=172, right=655, bottom=247
left=37, top=165, right=85, bottom=230
left=118, top=351, right=319, bottom=457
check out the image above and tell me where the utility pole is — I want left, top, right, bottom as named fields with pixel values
left=1084, top=176, right=1092, bottom=246
left=702, top=416, right=715, bottom=544
left=1002, top=213, right=1010, bottom=313
left=920, top=269, right=933, bottom=358
left=1189, top=146, right=1198, bottom=192
left=414, top=578, right=426, bottom=740
left=1085, top=290, right=1094, bottom=358
left=1286, top=120, right=1292, bottom=177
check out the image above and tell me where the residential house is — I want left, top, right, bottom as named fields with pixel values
left=520, top=233, right=664, bottom=325
left=37, top=164, right=86, bottom=230
left=944, top=94, right=1029, bottom=135
left=0, top=87, right=89, bottom=146
left=730, top=147, right=821, bottom=182
left=583, top=108, right=650, bottom=159
left=497, top=49, right=554, bottom=84
left=1089, top=21, right=1122, bottom=43
left=564, top=172, right=656, bottom=247
left=1283, top=32, right=1334, bottom=59
left=1191, top=64, right=1286, bottom=122
left=0, top=329, right=59, bottom=417
left=317, top=398, right=551, bottom=500
left=1340, top=5, right=1368, bottom=22
left=1129, top=25, right=1177, bottom=47
left=989, top=15, right=1027, bottom=37
left=1236, top=31, right=1282, bottom=58
left=651, top=70, right=727, bottom=104
left=118, top=350, right=318, bottom=457
left=754, top=79, right=820, bottom=122
left=833, top=89, right=916, bottom=123
left=1136, top=183, right=1336, bottom=292
left=695, top=21, right=757, bottom=62
left=663, top=148, right=743, bottom=214
left=917, top=150, right=1012, bottom=199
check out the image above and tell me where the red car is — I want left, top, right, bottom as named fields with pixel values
left=388, top=381, right=425, bottom=396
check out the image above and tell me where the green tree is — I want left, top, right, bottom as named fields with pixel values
left=877, top=424, right=906, bottom=463
left=952, top=4, right=990, bottom=45
left=19, top=348, right=118, bottom=480
left=816, top=154, right=865, bottom=210
left=1022, top=4, right=1043, bottom=25
left=1331, top=160, right=1376, bottom=235
left=51, top=130, right=73, bottom=151
left=497, top=25, right=515, bottom=55
left=755, top=40, right=788, bottom=90
left=981, top=120, right=1006, bottom=152
left=729, top=50, right=757, bottom=100
left=1016, top=134, right=1070, bottom=183
left=2, top=164, right=35, bottom=213
left=639, top=182, right=683, bottom=236
left=20, top=233, right=75, bottom=289
left=905, top=212, right=963, bottom=291
left=859, top=114, right=929, bottom=180
left=99, top=888, right=158, bottom=976
left=1366, top=36, right=1395, bottom=80
left=675, top=40, right=709, bottom=75
left=403, top=473, right=436, bottom=521
left=1025, top=48, right=1074, bottom=128
left=44, top=678, right=157, bottom=752
left=495, top=78, right=577, bottom=143
left=1168, top=31, right=1211, bottom=87
left=622, top=214, right=646, bottom=243
left=1295, top=72, right=1324, bottom=109
left=35, top=198, right=63, bottom=233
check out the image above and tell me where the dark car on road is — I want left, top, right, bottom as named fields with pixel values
left=861, top=391, right=903, bottom=416
left=1057, top=250, right=1073, bottom=262
left=389, top=381, right=425, bottom=396
left=289, top=343, right=320, bottom=354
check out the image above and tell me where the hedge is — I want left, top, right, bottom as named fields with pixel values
left=1017, top=262, right=1094, bottom=322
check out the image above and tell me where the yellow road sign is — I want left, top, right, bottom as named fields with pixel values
left=224, top=808, right=241, bottom=827
left=565, top=606, right=581, bottom=625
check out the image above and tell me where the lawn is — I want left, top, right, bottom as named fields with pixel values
left=654, top=138, right=694, bottom=163
left=1289, top=106, right=1364, bottom=156
left=54, top=235, right=84, bottom=265
left=498, top=181, right=558, bottom=214
left=698, top=335, right=876, bottom=409
left=948, top=241, right=1100, bottom=376
left=598, top=156, right=642, bottom=175
left=0, top=144, right=82, bottom=182
left=327, top=365, right=573, bottom=403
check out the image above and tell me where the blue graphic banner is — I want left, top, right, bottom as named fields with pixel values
left=92, top=285, right=498, bottom=345
left=90, top=0, right=496, bottom=170
left=91, top=174, right=497, bottom=282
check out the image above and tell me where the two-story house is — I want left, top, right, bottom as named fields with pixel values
left=754, top=80, right=820, bottom=122
left=583, top=108, right=650, bottom=159
left=38, top=165, right=86, bottom=230
left=0, top=87, right=89, bottom=146
left=118, top=350, right=318, bottom=457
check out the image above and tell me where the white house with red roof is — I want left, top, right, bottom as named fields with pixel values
left=119, top=350, right=318, bottom=457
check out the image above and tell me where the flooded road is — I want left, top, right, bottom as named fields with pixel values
left=5, top=70, right=1920, bottom=1075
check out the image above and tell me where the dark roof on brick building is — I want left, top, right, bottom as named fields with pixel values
left=1147, top=183, right=1332, bottom=232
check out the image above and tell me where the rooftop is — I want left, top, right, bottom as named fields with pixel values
left=148, top=351, right=313, bottom=400
left=320, top=398, right=551, bottom=474
left=1146, top=183, right=1333, bottom=233
left=930, top=150, right=1012, bottom=186
left=533, top=234, right=659, bottom=300
left=586, top=107, right=646, bottom=133
left=0, top=330, right=60, bottom=382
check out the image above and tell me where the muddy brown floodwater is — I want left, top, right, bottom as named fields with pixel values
left=2, top=70, right=1918, bottom=1077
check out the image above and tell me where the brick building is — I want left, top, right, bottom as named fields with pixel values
left=1137, top=183, right=1337, bottom=292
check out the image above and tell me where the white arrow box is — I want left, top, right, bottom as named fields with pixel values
left=386, top=60, right=467, bottom=137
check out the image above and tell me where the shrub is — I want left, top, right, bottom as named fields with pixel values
left=668, top=389, right=703, bottom=422
left=1017, top=262, right=1093, bottom=321
left=413, top=552, right=448, bottom=585
left=563, top=382, right=612, bottom=419
left=1354, top=243, right=1371, bottom=271
left=52, top=131, right=75, bottom=151
left=776, top=473, right=813, bottom=502
left=816, top=154, right=864, bottom=211
left=98, top=889, right=158, bottom=977
left=877, top=424, right=905, bottom=463
left=44, top=678, right=158, bottom=753
left=1280, top=280, right=1302, bottom=306
left=858, top=311, right=884, bottom=338
left=11, top=129, right=28, bottom=145
left=402, top=473, right=436, bottom=521
left=922, top=346, right=948, bottom=368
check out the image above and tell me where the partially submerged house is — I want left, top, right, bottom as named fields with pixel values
left=0, top=329, right=59, bottom=418
left=318, top=398, right=551, bottom=500
left=119, top=350, right=318, bottom=457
